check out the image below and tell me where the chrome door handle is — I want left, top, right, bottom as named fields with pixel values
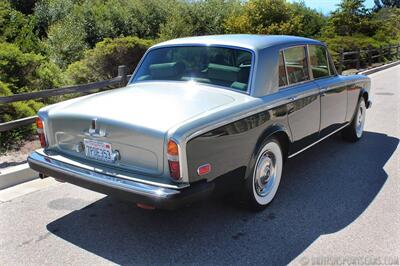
left=320, top=88, right=328, bottom=96
left=287, top=97, right=297, bottom=114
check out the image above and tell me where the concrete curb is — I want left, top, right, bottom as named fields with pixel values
left=358, top=60, right=400, bottom=75
left=0, top=163, right=38, bottom=190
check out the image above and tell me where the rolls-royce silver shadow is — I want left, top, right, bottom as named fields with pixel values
left=28, top=35, right=372, bottom=210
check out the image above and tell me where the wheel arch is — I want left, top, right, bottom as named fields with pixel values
left=244, top=124, right=291, bottom=180
left=359, top=88, right=371, bottom=108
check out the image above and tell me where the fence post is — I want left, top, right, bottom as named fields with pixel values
left=118, top=65, right=128, bottom=87
left=379, top=46, right=384, bottom=63
left=356, top=48, right=360, bottom=70
left=367, top=45, right=372, bottom=66
left=338, top=48, right=344, bottom=74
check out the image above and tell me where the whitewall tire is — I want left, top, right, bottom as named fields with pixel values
left=244, top=138, right=283, bottom=210
left=342, top=97, right=367, bottom=142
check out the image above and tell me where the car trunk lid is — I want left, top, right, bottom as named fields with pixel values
left=45, top=82, right=236, bottom=176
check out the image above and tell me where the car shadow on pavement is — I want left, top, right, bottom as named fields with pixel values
left=47, top=131, right=399, bottom=265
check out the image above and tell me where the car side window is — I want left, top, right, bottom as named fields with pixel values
left=278, top=51, right=288, bottom=87
left=283, top=46, right=310, bottom=84
left=309, top=45, right=330, bottom=79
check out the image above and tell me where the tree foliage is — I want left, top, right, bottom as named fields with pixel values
left=374, top=0, right=400, bottom=8
left=328, top=0, right=370, bottom=36
left=66, top=36, right=154, bottom=84
left=159, top=0, right=241, bottom=39
left=45, top=17, right=87, bottom=68
left=321, top=0, right=400, bottom=52
left=0, top=1, right=41, bottom=53
left=224, top=0, right=325, bottom=37
left=9, top=0, right=37, bottom=14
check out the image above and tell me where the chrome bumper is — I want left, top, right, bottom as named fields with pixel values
left=28, top=151, right=214, bottom=209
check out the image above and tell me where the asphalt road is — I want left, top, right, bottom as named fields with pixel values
left=1, top=66, right=399, bottom=265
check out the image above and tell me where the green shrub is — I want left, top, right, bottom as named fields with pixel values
left=77, top=0, right=172, bottom=46
left=34, top=0, right=173, bottom=48
left=0, top=43, right=64, bottom=151
left=0, top=42, right=43, bottom=94
left=66, top=36, right=154, bottom=84
left=0, top=42, right=64, bottom=93
left=0, top=82, right=43, bottom=151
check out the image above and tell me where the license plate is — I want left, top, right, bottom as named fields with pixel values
left=84, top=139, right=113, bottom=162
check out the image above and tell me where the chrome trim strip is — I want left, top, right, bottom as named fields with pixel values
left=288, top=123, right=349, bottom=159
left=306, top=44, right=314, bottom=80
left=326, top=49, right=331, bottom=75
left=327, top=49, right=339, bottom=76
left=28, top=151, right=181, bottom=198
left=282, top=51, right=289, bottom=86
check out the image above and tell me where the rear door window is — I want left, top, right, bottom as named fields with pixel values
left=309, top=45, right=330, bottom=79
left=283, top=46, right=310, bottom=84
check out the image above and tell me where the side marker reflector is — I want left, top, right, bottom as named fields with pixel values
left=197, top=164, right=211, bottom=176
left=137, top=203, right=156, bottom=210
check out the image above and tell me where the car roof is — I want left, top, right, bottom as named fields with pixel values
left=151, top=34, right=323, bottom=51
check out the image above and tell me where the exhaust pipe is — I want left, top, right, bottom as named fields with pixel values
left=39, top=173, right=49, bottom=179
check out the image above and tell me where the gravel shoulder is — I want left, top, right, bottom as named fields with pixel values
left=0, top=138, right=40, bottom=169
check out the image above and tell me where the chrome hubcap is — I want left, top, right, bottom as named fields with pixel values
left=254, top=151, right=276, bottom=197
left=356, top=101, right=366, bottom=137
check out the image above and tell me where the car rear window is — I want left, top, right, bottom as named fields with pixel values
left=132, top=46, right=253, bottom=91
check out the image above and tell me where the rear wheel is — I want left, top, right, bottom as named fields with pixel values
left=243, top=138, right=283, bottom=211
left=342, top=97, right=366, bottom=142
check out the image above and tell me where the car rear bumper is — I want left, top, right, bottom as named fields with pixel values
left=28, top=151, right=214, bottom=210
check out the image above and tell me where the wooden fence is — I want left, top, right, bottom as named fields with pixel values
left=337, top=44, right=400, bottom=74
left=0, top=65, right=129, bottom=132
left=1, top=44, right=400, bottom=134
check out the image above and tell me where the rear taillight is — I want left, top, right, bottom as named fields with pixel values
left=35, top=117, right=47, bottom=148
left=167, top=139, right=181, bottom=180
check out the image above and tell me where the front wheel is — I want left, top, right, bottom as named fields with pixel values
left=342, top=98, right=366, bottom=142
left=243, top=138, right=283, bottom=211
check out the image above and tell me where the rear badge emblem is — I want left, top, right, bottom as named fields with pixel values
left=89, top=118, right=97, bottom=133
left=85, top=118, right=106, bottom=137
